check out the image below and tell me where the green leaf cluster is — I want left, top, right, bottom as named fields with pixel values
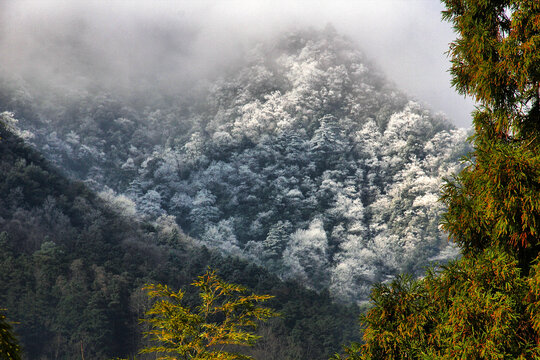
left=359, top=249, right=540, bottom=359
left=440, top=0, right=540, bottom=267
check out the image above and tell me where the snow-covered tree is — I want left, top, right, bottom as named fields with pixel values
left=282, top=219, right=330, bottom=289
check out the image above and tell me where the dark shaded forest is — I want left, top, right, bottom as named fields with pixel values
left=0, top=119, right=360, bottom=359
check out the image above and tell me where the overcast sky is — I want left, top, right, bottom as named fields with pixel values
left=0, top=0, right=475, bottom=128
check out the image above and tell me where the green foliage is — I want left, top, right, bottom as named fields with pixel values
left=441, top=133, right=540, bottom=267
left=442, top=0, right=539, bottom=118
left=361, top=249, right=540, bottom=359
left=337, top=249, right=540, bottom=359
left=334, top=1, right=540, bottom=359
left=330, top=343, right=362, bottom=360
left=0, top=309, right=21, bottom=360
left=440, top=0, right=540, bottom=268
left=0, top=119, right=360, bottom=359
left=140, top=269, right=279, bottom=359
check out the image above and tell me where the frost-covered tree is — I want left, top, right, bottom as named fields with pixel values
left=200, top=219, right=242, bottom=256
left=1, top=27, right=470, bottom=303
left=189, top=189, right=221, bottom=235
left=282, top=219, right=330, bottom=289
left=262, top=221, right=292, bottom=260
left=137, top=190, right=164, bottom=219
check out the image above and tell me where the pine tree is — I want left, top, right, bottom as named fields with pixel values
left=333, top=1, right=540, bottom=358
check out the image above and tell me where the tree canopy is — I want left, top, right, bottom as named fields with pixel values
left=440, top=0, right=540, bottom=270
left=140, top=269, right=279, bottom=360
left=0, top=29, right=468, bottom=304
left=0, top=112, right=361, bottom=359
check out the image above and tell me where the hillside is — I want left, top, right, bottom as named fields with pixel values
left=0, top=28, right=470, bottom=303
left=0, top=113, right=360, bottom=359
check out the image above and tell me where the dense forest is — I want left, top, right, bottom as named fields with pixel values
left=0, top=114, right=360, bottom=358
left=4, top=0, right=536, bottom=358
left=0, top=28, right=469, bottom=304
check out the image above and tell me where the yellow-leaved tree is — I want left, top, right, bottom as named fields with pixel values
left=0, top=309, right=21, bottom=360
left=140, top=269, right=278, bottom=360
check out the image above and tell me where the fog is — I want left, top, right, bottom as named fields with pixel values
left=0, top=0, right=475, bottom=127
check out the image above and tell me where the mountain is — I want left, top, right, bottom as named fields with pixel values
left=0, top=28, right=469, bottom=303
left=0, top=112, right=360, bottom=359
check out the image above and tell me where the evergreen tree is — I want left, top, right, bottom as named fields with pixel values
left=263, top=221, right=291, bottom=260
left=334, top=1, right=540, bottom=358
left=440, top=0, right=540, bottom=270
left=0, top=309, right=21, bottom=360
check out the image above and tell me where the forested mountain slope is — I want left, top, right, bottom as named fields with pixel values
left=0, top=28, right=470, bottom=303
left=0, top=115, right=360, bottom=359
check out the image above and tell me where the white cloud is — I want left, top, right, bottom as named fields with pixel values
left=0, top=0, right=475, bottom=127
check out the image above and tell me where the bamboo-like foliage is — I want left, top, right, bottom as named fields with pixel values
left=442, top=0, right=539, bottom=126
left=332, top=1, right=540, bottom=358
left=440, top=127, right=540, bottom=268
left=139, top=269, right=278, bottom=360
left=352, top=249, right=540, bottom=359
left=440, top=0, right=540, bottom=268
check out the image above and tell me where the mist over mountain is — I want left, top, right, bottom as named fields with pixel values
left=0, top=112, right=362, bottom=359
left=0, top=0, right=475, bottom=126
left=1, top=28, right=469, bottom=303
